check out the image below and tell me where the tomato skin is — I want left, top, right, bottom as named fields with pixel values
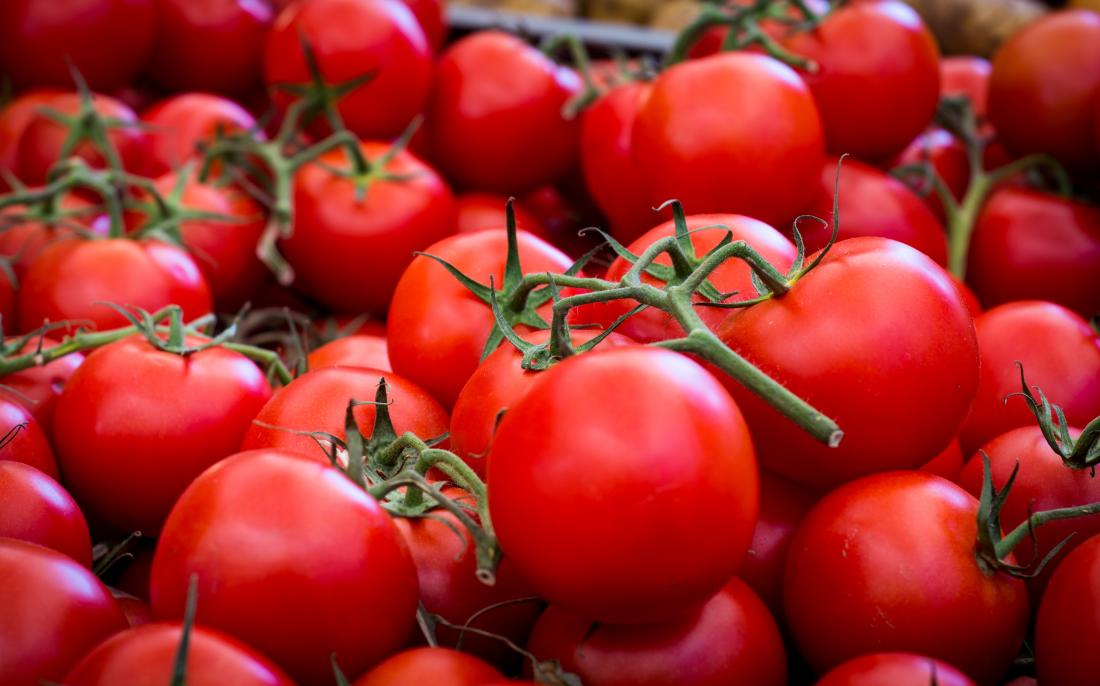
left=526, top=579, right=786, bottom=686
left=0, top=337, right=85, bottom=434
left=920, top=439, right=965, bottom=481
left=0, top=461, right=91, bottom=565
left=632, top=52, right=823, bottom=227
left=17, top=238, right=213, bottom=334
left=454, top=193, right=546, bottom=236
left=0, top=537, right=128, bottom=686
left=959, top=301, right=1100, bottom=455
left=0, top=0, right=154, bottom=92
left=967, top=188, right=1100, bottom=317
left=815, top=653, right=977, bottom=686
left=150, top=450, right=419, bottom=686
left=52, top=335, right=273, bottom=535
left=140, top=93, right=258, bottom=176
left=387, top=229, right=574, bottom=409
left=784, top=471, right=1028, bottom=684
left=426, top=31, right=582, bottom=194
left=940, top=56, right=991, bottom=121
left=398, top=0, right=445, bottom=52
left=1035, top=534, right=1100, bottom=686
left=353, top=647, right=502, bottom=686
left=112, top=592, right=154, bottom=628
left=0, top=90, right=67, bottom=186
left=0, top=395, right=59, bottom=479
left=717, top=237, right=978, bottom=490
left=781, top=0, right=940, bottom=162
left=0, top=195, right=106, bottom=281
left=488, top=347, right=758, bottom=624
left=306, top=334, right=391, bottom=373
left=265, top=0, right=431, bottom=140
left=144, top=0, right=272, bottom=96
left=283, top=143, right=456, bottom=316
left=889, top=127, right=970, bottom=221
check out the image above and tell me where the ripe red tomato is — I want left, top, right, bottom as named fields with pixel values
left=150, top=450, right=419, bottom=685
left=632, top=52, right=823, bottom=227
left=784, top=471, right=1028, bottom=684
left=0, top=394, right=59, bottom=480
left=454, top=193, right=545, bottom=236
left=1035, top=533, right=1100, bottom=686
left=354, top=647, right=502, bottom=686
left=959, top=301, right=1100, bottom=455
left=940, top=56, right=991, bottom=121
left=0, top=90, right=67, bottom=186
left=967, top=187, right=1100, bottom=317
left=815, top=653, right=977, bottom=686
left=988, top=10, right=1100, bottom=174
left=0, top=336, right=84, bottom=434
left=0, top=0, right=154, bottom=92
left=140, top=93, right=259, bottom=176
left=0, top=194, right=107, bottom=281
left=306, top=334, right=391, bottom=373
left=17, top=238, right=212, bottom=333
left=489, top=347, right=757, bottom=624
left=890, top=127, right=970, bottom=221
left=144, top=0, right=273, bottom=96
left=265, top=0, right=432, bottom=140
left=0, top=538, right=128, bottom=686
left=0, top=461, right=91, bottom=565
left=398, top=0, right=445, bottom=52
left=781, top=0, right=940, bottom=162
left=112, top=592, right=154, bottom=628
left=717, top=237, right=978, bottom=490
left=526, top=578, right=787, bottom=686
left=921, top=439, right=965, bottom=481
left=426, top=31, right=582, bottom=194
left=282, top=142, right=456, bottom=316
left=52, top=335, right=273, bottom=535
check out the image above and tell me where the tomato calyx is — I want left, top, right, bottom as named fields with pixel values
left=1012, top=363, right=1100, bottom=471
left=170, top=574, right=200, bottom=686
left=91, top=530, right=143, bottom=579
left=0, top=157, right=125, bottom=237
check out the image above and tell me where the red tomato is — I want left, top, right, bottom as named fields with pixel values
left=526, top=579, right=786, bottom=686
left=0, top=394, right=59, bottom=479
left=65, top=622, right=295, bottom=686
left=140, top=93, right=258, bottom=176
left=52, top=335, right=273, bottom=534
left=115, top=547, right=155, bottom=601
left=988, top=10, right=1100, bottom=174
left=959, top=301, right=1100, bottom=455
left=920, top=439, right=965, bottom=481
left=426, top=31, right=582, bottom=194
left=0, top=461, right=91, bottom=565
left=0, top=0, right=154, bottom=92
left=815, top=653, right=977, bottom=686
left=0, top=194, right=106, bottom=281
left=632, top=52, right=823, bottom=227
left=489, top=347, right=757, bottom=624
left=0, top=90, right=67, bottom=186
left=151, top=450, right=418, bottom=685
left=781, top=0, right=940, bottom=162
left=889, top=127, right=970, bottom=221
left=17, top=238, right=213, bottom=333
left=399, top=0, right=445, bottom=52
left=454, top=193, right=545, bottom=236
left=717, top=237, right=978, bottom=490
left=241, top=365, right=447, bottom=457
left=940, top=55, right=991, bottom=121
left=1035, top=533, right=1100, bottom=686
left=796, top=156, right=947, bottom=265
left=784, top=472, right=1028, bottom=683
left=282, top=142, right=456, bottom=315
left=518, top=182, right=606, bottom=259
left=112, top=592, right=154, bottom=628
left=144, top=0, right=272, bottom=96
left=353, top=647, right=502, bottom=686
left=307, top=334, right=391, bottom=373
left=387, top=228, right=574, bottom=409
left=265, top=0, right=431, bottom=140
left=0, top=336, right=84, bottom=433
left=967, top=187, right=1100, bottom=317
left=0, top=538, right=128, bottom=686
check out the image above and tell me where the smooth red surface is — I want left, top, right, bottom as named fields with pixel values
left=0, top=461, right=91, bottom=565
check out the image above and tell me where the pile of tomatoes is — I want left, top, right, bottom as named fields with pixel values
left=1, top=0, right=1100, bottom=685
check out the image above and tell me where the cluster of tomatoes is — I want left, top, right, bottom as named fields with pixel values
left=1, top=0, right=1100, bottom=685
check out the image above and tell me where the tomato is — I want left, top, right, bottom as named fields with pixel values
left=0, top=461, right=91, bottom=565
left=140, top=93, right=259, bottom=176
left=920, top=439, right=965, bottom=481
left=17, top=238, right=212, bottom=333
left=150, top=450, right=418, bottom=685
left=387, top=228, right=574, bottom=409
left=967, top=187, right=1100, bottom=317
left=282, top=142, right=456, bottom=316
left=781, top=0, right=940, bottom=162
left=526, top=579, right=786, bottom=686
left=0, top=336, right=85, bottom=433
left=454, top=193, right=545, bottom=236
left=144, top=0, right=272, bottom=96
left=52, top=335, right=273, bottom=535
left=632, top=52, right=823, bottom=227
left=112, top=592, right=154, bottom=628
left=591, top=214, right=796, bottom=344
left=14, top=92, right=150, bottom=186
left=796, top=156, right=947, bottom=265
left=940, top=56, right=991, bottom=121
left=580, top=80, right=655, bottom=244
left=717, top=237, right=978, bottom=490
left=518, top=182, right=606, bottom=259
left=0, top=0, right=154, bottom=92
left=959, top=301, right=1100, bottom=455
left=241, top=366, right=447, bottom=459
left=489, top=347, right=757, bottom=624
left=0, top=194, right=107, bottom=281
left=426, top=31, right=582, bottom=194
left=353, top=647, right=502, bottom=686
left=265, top=0, right=431, bottom=140
left=889, top=127, right=970, bottom=221
left=306, top=334, right=391, bottom=373
left=0, top=538, right=128, bottom=686
left=1035, top=533, right=1100, bottom=686
left=989, top=10, right=1100, bottom=174
left=784, top=471, right=1028, bottom=684
left=399, top=0, right=445, bottom=52
left=815, top=653, right=977, bottom=686
left=0, top=267, right=16, bottom=330
left=0, top=90, right=67, bottom=187
left=0, top=394, right=59, bottom=479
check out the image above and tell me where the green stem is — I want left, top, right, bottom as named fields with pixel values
left=995, top=502, right=1100, bottom=560
left=413, top=448, right=492, bottom=535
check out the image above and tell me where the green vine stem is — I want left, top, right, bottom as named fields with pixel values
left=0, top=158, right=126, bottom=238
left=541, top=33, right=602, bottom=118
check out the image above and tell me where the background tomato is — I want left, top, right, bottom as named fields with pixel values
left=1035, top=533, right=1100, bottom=686
left=0, top=461, right=91, bottom=565
left=353, top=647, right=502, bottom=686
left=815, top=652, right=977, bottom=686
left=140, top=93, right=259, bottom=176
left=0, top=337, right=84, bottom=433
left=0, top=394, right=59, bottom=480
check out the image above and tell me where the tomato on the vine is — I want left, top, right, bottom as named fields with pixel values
left=140, top=93, right=259, bottom=176
left=815, top=653, right=977, bottom=686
